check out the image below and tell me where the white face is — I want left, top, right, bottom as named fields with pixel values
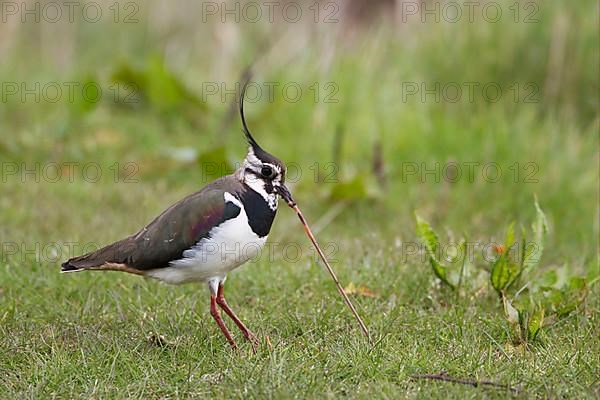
left=242, top=147, right=285, bottom=210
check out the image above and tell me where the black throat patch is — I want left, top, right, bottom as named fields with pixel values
left=239, top=184, right=277, bottom=237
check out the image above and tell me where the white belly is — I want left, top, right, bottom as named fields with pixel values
left=146, top=195, right=267, bottom=284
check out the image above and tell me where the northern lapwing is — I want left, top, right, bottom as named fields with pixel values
left=61, top=82, right=296, bottom=351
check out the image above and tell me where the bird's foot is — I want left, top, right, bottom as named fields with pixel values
left=229, top=340, right=239, bottom=351
left=243, top=330, right=259, bottom=353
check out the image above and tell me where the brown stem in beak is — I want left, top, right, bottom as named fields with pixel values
left=286, top=201, right=371, bottom=342
left=276, top=185, right=296, bottom=207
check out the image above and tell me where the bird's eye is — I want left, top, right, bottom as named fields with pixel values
left=261, top=166, right=274, bottom=178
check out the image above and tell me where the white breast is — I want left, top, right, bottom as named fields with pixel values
left=146, top=193, right=267, bottom=284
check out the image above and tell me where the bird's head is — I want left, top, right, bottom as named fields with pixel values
left=238, top=82, right=295, bottom=208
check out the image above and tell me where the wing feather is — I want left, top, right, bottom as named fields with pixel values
left=62, top=178, right=244, bottom=272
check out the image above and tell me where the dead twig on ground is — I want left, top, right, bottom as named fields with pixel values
left=410, top=371, right=522, bottom=395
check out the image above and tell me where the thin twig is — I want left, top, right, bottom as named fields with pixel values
left=410, top=371, right=521, bottom=394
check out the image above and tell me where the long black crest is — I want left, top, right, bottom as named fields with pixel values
left=239, top=80, right=262, bottom=151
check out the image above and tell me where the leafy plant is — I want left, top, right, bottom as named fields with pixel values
left=490, top=198, right=549, bottom=295
left=488, top=199, right=560, bottom=343
left=502, top=296, right=545, bottom=342
left=522, top=197, right=549, bottom=271
left=415, top=215, right=456, bottom=289
left=415, top=199, right=591, bottom=345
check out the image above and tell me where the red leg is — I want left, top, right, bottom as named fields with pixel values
left=210, top=294, right=238, bottom=349
left=216, top=283, right=258, bottom=351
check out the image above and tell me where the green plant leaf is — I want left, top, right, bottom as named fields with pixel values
left=502, top=295, right=519, bottom=325
left=533, top=197, right=549, bottom=238
left=537, top=272, right=589, bottom=326
left=555, top=277, right=588, bottom=317
left=430, top=258, right=452, bottom=287
left=523, top=198, right=549, bottom=270
left=502, top=294, right=523, bottom=342
left=490, top=223, right=520, bottom=293
left=526, top=305, right=544, bottom=341
left=415, top=215, right=455, bottom=289
left=491, top=252, right=519, bottom=292
left=517, top=308, right=529, bottom=343
left=416, top=215, right=438, bottom=254
left=505, top=221, right=516, bottom=249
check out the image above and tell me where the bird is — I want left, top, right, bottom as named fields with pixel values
left=61, top=82, right=296, bottom=351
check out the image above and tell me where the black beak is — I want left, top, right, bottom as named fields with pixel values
left=276, top=184, right=296, bottom=207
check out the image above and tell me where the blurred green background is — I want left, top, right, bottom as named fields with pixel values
left=1, top=0, right=597, bottom=265
left=0, top=0, right=598, bottom=398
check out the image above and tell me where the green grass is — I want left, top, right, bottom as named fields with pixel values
left=1, top=0, right=599, bottom=398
